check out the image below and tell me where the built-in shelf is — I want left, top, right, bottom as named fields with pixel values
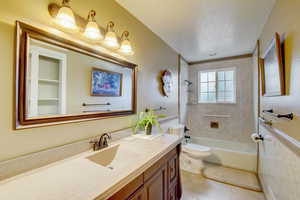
left=38, top=113, right=60, bottom=116
left=27, top=45, right=67, bottom=117
left=38, top=79, right=60, bottom=84
left=38, top=98, right=59, bottom=101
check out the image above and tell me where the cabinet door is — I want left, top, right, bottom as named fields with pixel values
left=144, top=166, right=168, bottom=200
left=128, top=187, right=147, bottom=200
left=168, top=183, right=177, bottom=200
left=168, top=154, right=178, bottom=186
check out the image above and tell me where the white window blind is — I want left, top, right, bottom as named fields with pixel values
left=198, top=68, right=236, bottom=103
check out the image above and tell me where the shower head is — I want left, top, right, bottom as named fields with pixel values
left=185, top=80, right=192, bottom=86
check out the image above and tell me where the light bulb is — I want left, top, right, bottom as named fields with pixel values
left=83, top=10, right=103, bottom=41
left=55, top=0, right=77, bottom=31
left=104, top=31, right=119, bottom=48
left=103, top=21, right=119, bottom=49
left=84, top=21, right=103, bottom=40
left=119, top=31, right=134, bottom=55
left=119, top=39, right=134, bottom=55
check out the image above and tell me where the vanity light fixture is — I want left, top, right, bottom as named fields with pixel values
left=55, top=0, right=78, bottom=31
left=50, top=2, right=135, bottom=56
left=103, top=21, right=120, bottom=49
left=83, top=10, right=103, bottom=41
left=119, top=31, right=134, bottom=55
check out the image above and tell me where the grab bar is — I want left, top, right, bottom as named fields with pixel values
left=262, top=109, right=294, bottom=120
left=204, top=114, right=231, bottom=118
left=83, top=109, right=111, bottom=113
left=145, top=106, right=167, bottom=112
left=82, top=102, right=111, bottom=106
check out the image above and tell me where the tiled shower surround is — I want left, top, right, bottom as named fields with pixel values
left=187, top=58, right=255, bottom=146
left=259, top=126, right=300, bottom=200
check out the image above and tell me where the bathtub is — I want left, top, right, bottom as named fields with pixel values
left=191, top=136, right=257, bottom=172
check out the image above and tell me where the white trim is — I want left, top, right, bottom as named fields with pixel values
left=198, top=67, right=237, bottom=104
left=28, top=51, right=39, bottom=117
left=262, top=36, right=276, bottom=58
left=28, top=45, right=67, bottom=117
left=31, top=39, right=69, bottom=53
left=30, top=46, right=67, bottom=60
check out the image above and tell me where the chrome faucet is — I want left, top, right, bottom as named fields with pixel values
left=90, top=133, right=111, bottom=151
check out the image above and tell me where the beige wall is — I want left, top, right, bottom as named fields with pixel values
left=188, top=58, right=255, bottom=146
left=259, top=0, right=300, bottom=142
left=258, top=0, right=300, bottom=199
left=0, top=0, right=178, bottom=162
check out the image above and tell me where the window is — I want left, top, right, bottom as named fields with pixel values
left=198, top=68, right=236, bottom=103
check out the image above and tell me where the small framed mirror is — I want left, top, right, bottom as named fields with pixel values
left=261, top=33, right=285, bottom=96
left=15, top=21, right=137, bottom=129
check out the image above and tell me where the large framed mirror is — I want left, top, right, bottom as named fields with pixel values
left=15, top=21, right=137, bottom=129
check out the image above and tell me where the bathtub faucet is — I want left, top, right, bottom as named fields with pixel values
left=184, top=126, right=190, bottom=133
left=184, top=135, right=191, bottom=143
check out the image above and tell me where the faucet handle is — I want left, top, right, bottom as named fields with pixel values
left=102, top=132, right=112, bottom=140
left=107, top=133, right=112, bottom=139
left=89, top=138, right=99, bottom=151
left=98, top=133, right=112, bottom=149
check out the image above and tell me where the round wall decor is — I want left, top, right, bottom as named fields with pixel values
left=161, top=70, right=173, bottom=97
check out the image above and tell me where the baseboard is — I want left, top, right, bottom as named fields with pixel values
left=258, top=174, right=272, bottom=200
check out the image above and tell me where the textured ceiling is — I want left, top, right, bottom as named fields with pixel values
left=116, top=0, right=276, bottom=62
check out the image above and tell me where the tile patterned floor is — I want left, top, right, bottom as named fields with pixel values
left=181, top=170, right=265, bottom=200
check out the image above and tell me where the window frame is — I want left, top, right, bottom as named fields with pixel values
left=198, top=67, right=237, bottom=104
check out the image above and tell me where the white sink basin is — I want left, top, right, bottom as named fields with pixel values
left=86, top=144, right=140, bottom=170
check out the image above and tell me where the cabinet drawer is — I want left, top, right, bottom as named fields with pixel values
left=108, top=174, right=144, bottom=200
left=128, top=186, right=146, bottom=200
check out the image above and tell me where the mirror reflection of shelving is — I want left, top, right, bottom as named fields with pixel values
left=27, top=44, right=66, bottom=118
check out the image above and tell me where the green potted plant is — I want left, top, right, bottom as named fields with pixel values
left=133, top=110, right=165, bottom=135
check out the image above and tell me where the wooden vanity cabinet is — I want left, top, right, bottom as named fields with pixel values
left=108, top=144, right=181, bottom=200
left=144, top=164, right=168, bottom=200
left=128, top=187, right=147, bottom=200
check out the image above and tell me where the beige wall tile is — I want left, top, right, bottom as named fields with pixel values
left=187, top=58, right=255, bottom=145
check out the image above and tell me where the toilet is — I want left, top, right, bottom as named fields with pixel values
left=167, top=125, right=211, bottom=174
left=180, top=143, right=211, bottom=174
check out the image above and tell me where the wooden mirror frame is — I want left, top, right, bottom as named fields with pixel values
left=261, top=32, right=285, bottom=97
left=15, top=21, right=137, bottom=129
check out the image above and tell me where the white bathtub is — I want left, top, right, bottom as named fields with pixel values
left=191, top=136, right=257, bottom=172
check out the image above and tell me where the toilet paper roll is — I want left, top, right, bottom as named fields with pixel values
left=251, top=133, right=262, bottom=143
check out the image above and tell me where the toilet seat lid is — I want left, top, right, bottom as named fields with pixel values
left=182, top=143, right=211, bottom=154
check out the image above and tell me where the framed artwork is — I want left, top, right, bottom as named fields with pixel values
left=91, top=68, right=122, bottom=96
left=161, top=70, right=173, bottom=97
left=261, top=33, right=285, bottom=96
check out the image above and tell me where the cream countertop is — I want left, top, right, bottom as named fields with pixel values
left=0, top=133, right=183, bottom=200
